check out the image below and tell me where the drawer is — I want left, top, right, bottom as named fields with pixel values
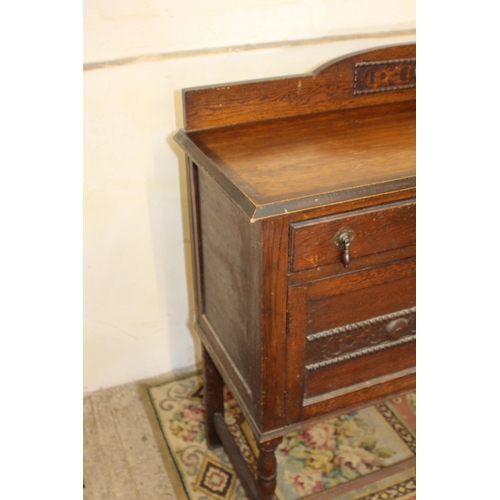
left=285, top=258, right=416, bottom=424
left=289, top=199, right=415, bottom=273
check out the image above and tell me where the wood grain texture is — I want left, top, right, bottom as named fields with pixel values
left=255, top=382, right=416, bottom=443
left=290, top=199, right=416, bottom=272
left=257, top=438, right=282, bottom=500
left=185, top=157, right=263, bottom=441
left=258, top=216, right=290, bottom=432
left=176, top=135, right=414, bottom=223
left=198, top=165, right=258, bottom=387
left=288, top=245, right=416, bottom=285
left=306, top=274, right=416, bottom=334
left=285, top=285, right=308, bottom=425
left=285, top=258, right=415, bottom=422
left=305, top=343, right=416, bottom=398
left=195, top=318, right=256, bottom=434
left=306, top=257, right=416, bottom=298
left=177, top=100, right=415, bottom=221
left=183, top=43, right=416, bottom=131
left=306, top=307, right=416, bottom=369
left=302, top=371, right=416, bottom=420
left=185, top=159, right=204, bottom=315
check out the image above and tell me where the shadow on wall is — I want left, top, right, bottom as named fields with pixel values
left=147, top=86, right=202, bottom=371
left=171, top=88, right=202, bottom=366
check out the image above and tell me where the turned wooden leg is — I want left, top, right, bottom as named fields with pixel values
left=202, top=345, right=224, bottom=448
left=257, top=437, right=282, bottom=500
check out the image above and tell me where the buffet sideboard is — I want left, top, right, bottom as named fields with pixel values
left=174, top=43, right=416, bottom=499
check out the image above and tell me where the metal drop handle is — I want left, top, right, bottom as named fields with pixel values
left=334, top=227, right=355, bottom=268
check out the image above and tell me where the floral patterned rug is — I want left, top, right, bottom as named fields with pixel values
left=140, top=373, right=415, bottom=500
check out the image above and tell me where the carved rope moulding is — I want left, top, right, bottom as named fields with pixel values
left=305, top=308, right=416, bottom=371
left=307, top=307, right=416, bottom=341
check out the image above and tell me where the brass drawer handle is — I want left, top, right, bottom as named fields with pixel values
left=334, top=227, right=355, bottom=267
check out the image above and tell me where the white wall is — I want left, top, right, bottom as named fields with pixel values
left=84, top=0, right=415, bottom=64
left=83, top=0, right=415, bottom=393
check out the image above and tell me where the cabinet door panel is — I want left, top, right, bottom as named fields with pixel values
left=286, top=258, right=416, bottom=425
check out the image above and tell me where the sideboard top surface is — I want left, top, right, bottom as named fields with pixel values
left=174, top=43, right=416, bottom=220
left=177, top=100, right=415, bottom=220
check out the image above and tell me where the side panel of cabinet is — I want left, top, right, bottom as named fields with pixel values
left=192, top=163, right=262, bottom=412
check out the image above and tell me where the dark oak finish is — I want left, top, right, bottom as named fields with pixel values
left=302, top=371, right=416, bottom=420
left=174, top=43, right=416, bottom=499
left=202, top=346, right=224, bottom=448
left=258, top=216, right=289, bottom=432
left=198, top=165, right=259, bottom=387
left=183, top=43, right=415, bottom=131
left=290, top=199, right=416, bottom=272
left=257, top=438, right=283, bottom=500
left=175, top=100, right=415, bottom=220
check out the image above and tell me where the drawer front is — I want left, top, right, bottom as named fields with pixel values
left=290, top=199, right=415, bottom=273
left=285, top=258, right=416, bottom=425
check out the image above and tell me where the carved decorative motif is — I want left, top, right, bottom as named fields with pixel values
left=305, top=308, right=416, bottom=371
left=353, top=58, right=416, bottom=95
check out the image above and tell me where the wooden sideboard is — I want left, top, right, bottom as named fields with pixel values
left=174, top=43, right=416, bottom=499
